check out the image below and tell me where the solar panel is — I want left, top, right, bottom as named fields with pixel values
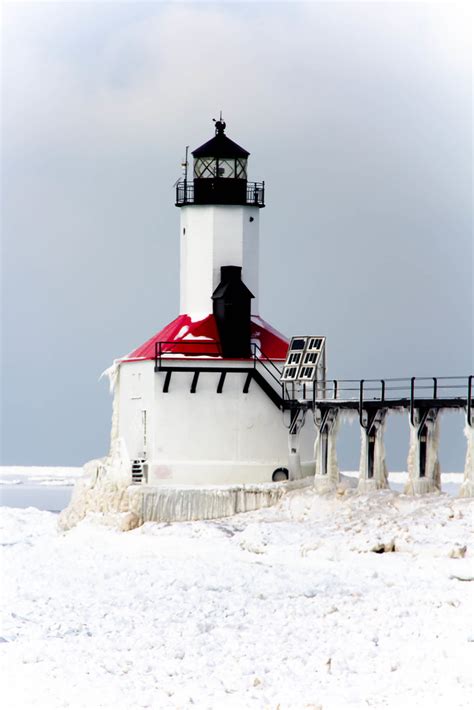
left=281, top=336, right=326, bottom=383
left=282, top=366, right=298, bottom=381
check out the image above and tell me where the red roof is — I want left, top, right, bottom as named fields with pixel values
left=123, top=314, right=289, bottom=362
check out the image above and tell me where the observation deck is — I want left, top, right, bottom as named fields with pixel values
left=175, top=180, right=265, bottom=207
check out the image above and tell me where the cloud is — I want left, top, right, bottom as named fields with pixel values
left=4, top=2, right=469, bottom=154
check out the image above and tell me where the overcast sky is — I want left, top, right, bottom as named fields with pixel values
left=2, top=1, right=472, bottom=470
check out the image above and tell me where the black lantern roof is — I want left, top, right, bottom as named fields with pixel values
left=192, top=119, right=250, bottom=159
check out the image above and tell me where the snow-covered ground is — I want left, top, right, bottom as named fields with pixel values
left=0, top=468, right=472, bottom=710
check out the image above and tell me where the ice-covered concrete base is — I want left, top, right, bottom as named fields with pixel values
left=59, top=364, right=144, bottom=532
left=460, top=423, right=474, bottom=498
left=135, top=477, right=313, bottom=524
left=357, top=478, right=387, bottom=493
left=405, top=414, right=441, bottom=495
left=58, top=437, right=138, bottom=531
left=59, top=447, right=314, bottom=530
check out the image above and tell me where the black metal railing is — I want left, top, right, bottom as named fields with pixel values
left=246, top=182, right=265, bottom=206
left=285, top=375, right=473, bottom=416
left=250, top=342, right=286, bottom=402
left=175, top=180, right=265, bottom=207
left=175, top=181, right=194, bottom=206
left=312, top=376, right=471, bottom=403
left=155, top=339, right=281, bottom=371
left=155, top=340, right=221, bottom=370
left=153, top=340, right=473, bottom=416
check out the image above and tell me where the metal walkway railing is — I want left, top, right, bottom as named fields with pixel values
left=153, top=339, right=473, bottom=418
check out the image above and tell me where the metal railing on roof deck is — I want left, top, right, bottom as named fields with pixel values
left=155, top=340, right=222, bottom=369
left=154, top=338, right=287, bottom=407
left=155, top=339, right=281, bottom=376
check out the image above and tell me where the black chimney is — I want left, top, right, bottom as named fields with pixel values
left=212, top=266, right=254, bottom=358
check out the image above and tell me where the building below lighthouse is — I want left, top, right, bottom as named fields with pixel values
left=60, top=119, right=317, bottom=530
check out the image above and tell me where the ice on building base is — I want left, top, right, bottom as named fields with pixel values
left=59, top=403, right=311, bottom=532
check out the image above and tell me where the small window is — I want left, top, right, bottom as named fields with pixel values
left=291, top=338, right=306, bottom=351
left=304, top=352, right=318, bottom=365
left=299, top=366, right=315, bottom=380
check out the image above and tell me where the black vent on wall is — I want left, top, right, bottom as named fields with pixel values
left=212, top=266, right=254, bottom=358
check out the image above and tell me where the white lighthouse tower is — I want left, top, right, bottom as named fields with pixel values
left=179, top=117, right=261, bottom=317
left=61, top=119, right=316, bottom=528
left=116, top=118, right=315, bottom=487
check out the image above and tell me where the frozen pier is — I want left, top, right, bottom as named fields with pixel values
left=280, top=375, right=473, bottom=495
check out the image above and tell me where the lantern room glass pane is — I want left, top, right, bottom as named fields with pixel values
left=235, top=158, right=247, bottom=179
left=217, top=159, right=235, bottom=178
left=194, top=157, right=216, bottom=178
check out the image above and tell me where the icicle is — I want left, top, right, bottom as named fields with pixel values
left=357, top=416, right=389, bottom=493
left=130, top=479, right=311, bottom=524
left=59, top=363, right=134, bottom=531
left=60, top=474, right=313, bottom=530
left=405, top=413, right=441, bottom=494
left=100, top=358, right=123, bottom=394
left=459, top=422, right=474, bottom=497
left=314, top=412, right=340, bottom=493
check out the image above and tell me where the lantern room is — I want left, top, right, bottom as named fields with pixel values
left=175, top=118, right=265, bottom=207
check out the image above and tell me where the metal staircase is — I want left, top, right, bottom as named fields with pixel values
left=131, top=459, right=147, bottom=484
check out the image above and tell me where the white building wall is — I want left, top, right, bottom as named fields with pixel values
left=118, top=359, right=315, bottom=485
left=118, top=361, right=155, bottom=461
left=180, top=205, right=260, bottom=315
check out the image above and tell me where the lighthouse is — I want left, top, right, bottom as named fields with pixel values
left=113, top=118, right=316, bottom=487
left=59, top=118, right=474, bottom=532
left=59, top=118, right=318, bottom=530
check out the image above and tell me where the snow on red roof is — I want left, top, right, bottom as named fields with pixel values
left=123, top=314, right=289, bottom=362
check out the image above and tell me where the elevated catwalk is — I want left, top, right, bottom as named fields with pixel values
left=60, top=345, right=472, bottom=532
left=154, top=342, right=473, bottom=498
left=279, top=375, right=473, bottom=495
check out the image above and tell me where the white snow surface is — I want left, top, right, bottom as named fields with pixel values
left=1, top=484, right=473, bottom=709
